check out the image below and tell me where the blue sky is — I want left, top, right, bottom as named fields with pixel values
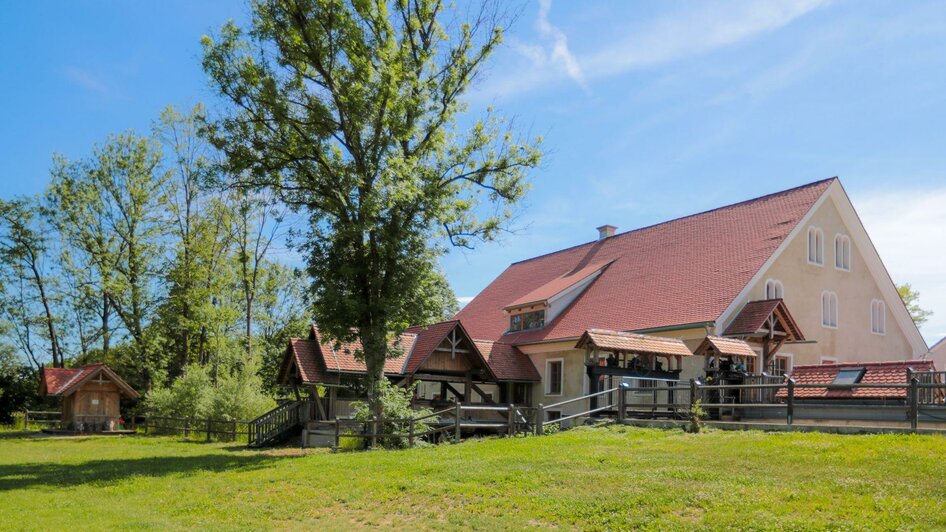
left=1, top=1, right=945, bottom=343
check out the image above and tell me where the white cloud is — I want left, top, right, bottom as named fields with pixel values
left=483, top=0, right=830, bottom=98
left=456, top=296, right=475, bottom=309
left=64, top=67, right=111, bottom=96
left=854, top=187, right=946, bottom=346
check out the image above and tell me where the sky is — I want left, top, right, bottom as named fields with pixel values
left=1, top=0, right=945, bottom=345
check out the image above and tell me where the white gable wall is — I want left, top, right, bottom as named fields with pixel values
left=722, top=182, right=925, bottom=368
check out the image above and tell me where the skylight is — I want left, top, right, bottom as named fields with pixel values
left=831, top=368, right=865, bottom=386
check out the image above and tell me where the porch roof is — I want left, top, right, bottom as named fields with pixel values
left=693, top=336, right=757, bottom=359
left=575, top=329, right=693, bottom=358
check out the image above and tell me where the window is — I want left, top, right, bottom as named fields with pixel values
left=834, top=234, right=851, bottom=271
left=764, top=279, right=784, bottom=300
left=821, top=291, right=838, bottom=328
left=831, top=368, right=866, bottom=386
left=546, top=359, right=564, bottom=396
left=509, top=309, right=545, bottom=332
left=546, top=410, right=562, bottom=422
left=808, top=227, right=824, bottom=265
left=871, top=299, right=886, bottom=335
left=767, top=354, right=792, bottom=376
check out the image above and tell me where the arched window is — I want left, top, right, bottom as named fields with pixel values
left=871, top=299, right=886, bottom=335
left=808, top=227, right=824, bottom=265
left=765, top=279, right=784, bottom=300
left=821, top=291, right=838, bottom=328
left=835, top=234, right=851, bottom=271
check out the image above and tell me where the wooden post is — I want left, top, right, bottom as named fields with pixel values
left=689, top=379, right=698, bottom=410
left=507, top=404, right=516, bottom=436
left=409, top=418, right=415, bottom=448
left=617, top=385, right=626, bottom=422
left=536, top=403, right=545, bottom=436
left=371, top=416, right=378, bottom=450
left=206, top=419, right=212, bottom=442
left=910, top=375, right=919, bottom=432
left=184, top=418, right=190, bottom=438
left=334, top=419, right=340, bottom=449
left=232, top=420, right=237, bottom=442
left=453, top=401, right=461, bottom=443
left=786, top=378, right=795, bottom=426
left=24, top=410, right=29, bottom=431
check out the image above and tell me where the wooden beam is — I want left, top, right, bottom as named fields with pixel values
left=444, top=382, right=464, bottom=401
left=469, top=382, right=495, bottom=404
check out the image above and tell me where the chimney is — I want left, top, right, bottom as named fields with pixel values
left=597, top=224, right=617, bottom=240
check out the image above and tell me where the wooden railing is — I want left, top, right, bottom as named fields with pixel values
left=247, top=400, right=305, bottom=447
left=145, top=416, right=251, bottom=442
left=22, top=410, right=60, bottom=430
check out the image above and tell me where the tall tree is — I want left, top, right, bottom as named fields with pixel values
left=202, top=0, right=541, bottom=411
left=0, top=197, right=63, bottom=368
left=49, top=134, right=171, bottom=390
left=898, top=283, right=933, bottom=326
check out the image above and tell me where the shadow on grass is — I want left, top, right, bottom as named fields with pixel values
left=0, top=431, right=52, bottom=441
left=0, top=452, right=289, bottom=491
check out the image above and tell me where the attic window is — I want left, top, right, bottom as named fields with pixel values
left=831, top=368, right=865, bottom=386
left=510, top=310, right=545, bottom=332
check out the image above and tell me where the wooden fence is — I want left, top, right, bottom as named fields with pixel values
left=144, top=416, right=252, bottom=442
left=22, top=410, right=60, bottom=430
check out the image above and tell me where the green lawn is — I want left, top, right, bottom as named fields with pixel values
left=2, top=425, right=946, bottom=530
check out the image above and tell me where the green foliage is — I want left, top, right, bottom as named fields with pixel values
left=145, top=363, right=275, bottom=422
left=0, top=348, right=40, bottom=424
left=898, top=283, right=933, bottom=326
left=688, top=400, right=706, bottom=434
left=352, top=379, right=432, bottom=449
left=201, top=0, right=542, bottom=410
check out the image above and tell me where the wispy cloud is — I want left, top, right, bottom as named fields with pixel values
left=484, top=0, right=830, bottom=98
left=64, top=66, right=111, bottom=96
left=854, top=186, right=946, bottom=345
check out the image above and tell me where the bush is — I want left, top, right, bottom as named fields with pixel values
left=687, top=400, right=706, bottom=434
left=351, top=379, right=432, bottom=449
left=145, top=364, right=275, bottom=432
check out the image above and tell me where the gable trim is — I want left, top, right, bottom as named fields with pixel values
left=716, top=181, right=833, bottom=333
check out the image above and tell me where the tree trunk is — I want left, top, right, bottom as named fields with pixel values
left=29, top=259, right=61, bottom=368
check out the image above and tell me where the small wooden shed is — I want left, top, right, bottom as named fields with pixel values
left=40, top=364, right=139, bottom=432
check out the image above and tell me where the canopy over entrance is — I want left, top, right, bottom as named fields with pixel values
left=722, top=299, right=805, bottom=370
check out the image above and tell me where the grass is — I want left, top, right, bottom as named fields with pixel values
left=2, top=425, right=946, bottom=530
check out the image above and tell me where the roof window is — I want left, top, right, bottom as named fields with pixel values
left=831, top=368, right=865, bottom=386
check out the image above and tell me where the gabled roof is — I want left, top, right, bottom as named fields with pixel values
left=777, top=360, right=938, bottom=400
left=575, top=329, right=693, bottom=358
left=279, top=322, right=540, bottom=385
left=931, top=337, right=946, bottom=354
left=456, top=178, right=835, bottom=343
left=693, top=336, right=757, bottom=358
left=723, top=299, right=804, bottom=341
left=40, top=364, right=139, bottom=399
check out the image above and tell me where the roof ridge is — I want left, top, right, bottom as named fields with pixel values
left=510, top=177, right=837, bottom=267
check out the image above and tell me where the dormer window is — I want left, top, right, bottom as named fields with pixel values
left=510, top=309, right=546, bottom=332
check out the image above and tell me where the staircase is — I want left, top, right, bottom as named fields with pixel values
left=247, top=400, right=305, bottom=448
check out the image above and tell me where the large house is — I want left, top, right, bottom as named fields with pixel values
left=279, top=177, right=927, bottom=420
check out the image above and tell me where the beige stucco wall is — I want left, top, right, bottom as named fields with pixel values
left=740, top=196, right=914, bottom=369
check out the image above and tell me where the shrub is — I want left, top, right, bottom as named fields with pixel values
left=351, top=379, right=432, bottom=449
left=687, top=400, right=706, bottom=434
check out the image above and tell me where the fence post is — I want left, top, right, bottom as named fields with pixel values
left=536, top=403, right=545, bottom=436
left=371, top=416, right=378, bottom=449
left=334, top=419, right=340, bottom=449
left=184, top=418, right=190, bottom=438
left=409, top=418, right=415, bottom=448
left=507, top=404, right=516, bottom=436
left=617, top=385, right=626, bottom=422
left=910, top=375, right=919, bottom=432
left=453, top=401, right=461, bottom=444
left=786, top=378, right=795, bottom=426
left=206, top=419, right=212, bottom=442
left=689, top=379, right=698, bottom=410
left=24, top=410, right=29, bottom=431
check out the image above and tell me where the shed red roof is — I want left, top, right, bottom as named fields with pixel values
left=777, top=360, right=937, bottom=400
left=40, top=364, right=139, bottom=398
left=455, top=178, right=834, bottom=343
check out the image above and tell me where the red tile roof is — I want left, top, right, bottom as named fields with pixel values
left=505, top=261, right=613, bottom=309
left=723, top=299, right=804, bottom=340
left=455, top=178, right=834, bottom=343
left=575, top=329, right=693, bottom=358
left=777, top=360, right=937, bottom=400
left=693, top=336, right=757, bottom=358
left=40, top=364, right=139, bottom=398
left=280, top=322, right=540, bottom=384
left=474, top=340, right=540, bottom=381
